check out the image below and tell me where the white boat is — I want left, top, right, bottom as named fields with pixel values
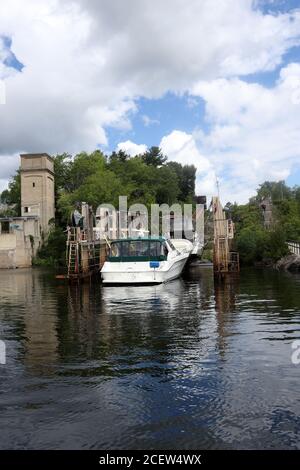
left=170, top=235, right=204, bottom=257
left=101, top=237, right=191, bottom=285
left=171, top=238, right=194, bottom=254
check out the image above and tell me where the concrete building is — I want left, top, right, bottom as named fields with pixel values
left=20, top=153, right=55, bottom=235
left=260, top=196, right=273, bottom=229
left=0, top=153, right=55, bottom=268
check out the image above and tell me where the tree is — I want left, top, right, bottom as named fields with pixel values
left=154, top=166, right=180, bottom=205
left=53, top=153, right=73, bottom=193
left=167, top=161, right=196, bottom=202
left=57, top=167, right=124, bottom=222
left=0, top=170, right=21, bottom=215
left=142, top=146, right=167, bottom=166
left=68, top=150, right=106, bottom=191
left=109, top=150, right=130, bottom=164
left=230, top=180, right=300, bottom=265
left=1, top=147, right=200, bottom=266
left=257, top=181, right=292, bottom=202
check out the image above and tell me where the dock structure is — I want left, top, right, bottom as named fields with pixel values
left=287, top=240, right=300, bottom=256
left=212, top=196, right=239, bottom=276
left=65, top=204, right=151, bottom=282
left=66, top=203, right=107, bottom=282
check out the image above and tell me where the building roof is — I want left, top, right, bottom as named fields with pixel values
left=20, top=153, right=54, bottom=161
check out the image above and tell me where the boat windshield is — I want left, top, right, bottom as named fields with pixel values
left=109, top=239, right=167, bottom=262
left=167, top=239, right=177, bottom=251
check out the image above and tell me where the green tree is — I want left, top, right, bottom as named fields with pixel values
left=68, top=150, right=106, bottom=191
left=34, top=226, right=67, bottom=266
left=256, top=181, right=292, bottom=202
left=231, top=181, right=300, bottom=264
left=53, top=153, right=73, bottom=193
left=0, top=170, right=21, bottom=215
left=142, top=146, right=167, bottom=166
left=167, top=161, right=196, bottom=202
left=154, top=166, right=180, bottom=205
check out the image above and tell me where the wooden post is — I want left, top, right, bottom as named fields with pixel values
left=212, top=196, right=239, bottom=276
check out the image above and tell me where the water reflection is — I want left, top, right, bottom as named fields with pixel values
left=0, top=267, right=299, bottom=449
left=0, top=269, right=59, bottom=374
left=214, top=275, right=239, bottom=357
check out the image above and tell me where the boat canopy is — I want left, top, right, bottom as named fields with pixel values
left=108, top=238, right=168, bottom=262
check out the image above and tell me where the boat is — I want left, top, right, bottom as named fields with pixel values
left=101, top=236, right=191, bottom=285
left=171, top=238, right=194, bottom=254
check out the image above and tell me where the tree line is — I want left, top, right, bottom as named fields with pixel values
left=229, top=181, right=300, bottom=264
left=0, top=147, right=196, bottom=265
left=1, top=148, right=299, bottom=267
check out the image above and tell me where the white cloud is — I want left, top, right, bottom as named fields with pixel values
left=189, top=62, right=300, bottom=202
left=0, top=0, right=300, bottom=198
left=142, top=115, right=160, bottom=127
left=0, top=0, right=137, bottom=159
left=0, top=153, right=20, bottom=193
left=160, top=130, right=216, bottom=197
left=116, top=140, right=147, bottom=156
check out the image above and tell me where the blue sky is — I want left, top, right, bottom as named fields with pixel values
left=106, top=32, right=300, bottom=154
left=1, top=36, right=24, bottom=72
left=103, top=0, right=300, bottom=201
left=0, top=0, right=300, bottom=202
left=105, top=93, right=207, bottom=153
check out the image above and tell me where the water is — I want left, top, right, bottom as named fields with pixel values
left=0, top=266, right=300, bottom=450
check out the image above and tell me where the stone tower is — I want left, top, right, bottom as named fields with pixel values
left=20, top=153, right=55, bottom=235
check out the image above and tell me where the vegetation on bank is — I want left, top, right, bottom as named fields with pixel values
left=0, top=148, right=196, bottom=266
left=0, top=148, right=299, bottom=267
left=229, top=182, right=300, bottom=265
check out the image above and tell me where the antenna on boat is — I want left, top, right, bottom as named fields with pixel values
left=104, top=234, right=111, bottom=249
left=215, top=174, right=220, bottom=199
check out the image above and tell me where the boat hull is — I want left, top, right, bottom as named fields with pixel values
left=101, top=253, right=189, bottom=285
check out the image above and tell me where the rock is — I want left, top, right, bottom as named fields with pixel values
left=275, top=254, right=300, bottom=272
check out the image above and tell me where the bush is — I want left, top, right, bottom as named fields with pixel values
left=237, top=226, right=288, bottom=265
left=33, top=227, right=66, bottom=267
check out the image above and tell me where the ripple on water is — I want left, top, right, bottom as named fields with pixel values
left=0, top=267, right=299, bottom=449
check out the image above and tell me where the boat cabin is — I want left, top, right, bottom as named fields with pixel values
left=108, top=238, right=176, bottom=262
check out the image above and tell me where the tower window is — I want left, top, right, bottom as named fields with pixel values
left=32, top=182, right=35, bottom=187
left=24, top=207, right=29, bottom=213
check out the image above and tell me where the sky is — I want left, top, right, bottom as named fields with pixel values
left=0, top=0, right=300, bottom=203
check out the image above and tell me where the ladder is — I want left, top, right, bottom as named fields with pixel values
left=68, top=242, right=79, bottom=276
left=212, top=196, right=239, bottom=275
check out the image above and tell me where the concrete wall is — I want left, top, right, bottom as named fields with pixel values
left=0, top=218, right=40, bottom=269
left=0, top=233, right=17, bottom=268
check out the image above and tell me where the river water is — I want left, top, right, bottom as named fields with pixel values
left=0, top=266, right=299, bottom=450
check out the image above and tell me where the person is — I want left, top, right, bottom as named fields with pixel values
left=72, top=209, right=83, bottom=227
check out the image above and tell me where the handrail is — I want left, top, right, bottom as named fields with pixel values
left=287, top=241, right=300, bottom=255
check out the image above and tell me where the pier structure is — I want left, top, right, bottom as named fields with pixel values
left=212, top=196, right=239, bottom=276
left=66, top=203, right=107, bottom=282
left=95, top=206, right=149, bottom=239
left=287, top=240, right=300, bottom=256
left=66, top=203, right=152, bottom=281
